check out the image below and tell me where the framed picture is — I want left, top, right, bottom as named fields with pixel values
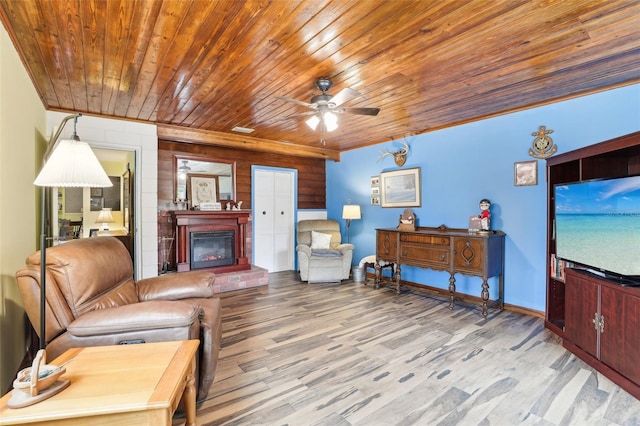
left=90, top=188, right=103, bottom=197
left=89, top=228, right=99, bottom=237
left=90, top=196, right=104, bottom=210
left=187, top=174, right=219, bottom=207
left=514, top=160, right=538, bottom=186
left=380, top=167, right=421, bottom=208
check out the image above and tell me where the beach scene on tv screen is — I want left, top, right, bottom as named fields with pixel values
left=555, top=175, right=640, bottom=276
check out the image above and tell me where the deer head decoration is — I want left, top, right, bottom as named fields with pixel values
left=378, top=139, right=410, bottom=166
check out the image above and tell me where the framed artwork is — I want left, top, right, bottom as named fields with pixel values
left=187, top=174, right=219, bottom=207
left=90, top=176, right=121, bottom=211
left=89, top=228, right=99, bottom=237
left=514, top=160, right=538, bottom=186
left=380, top=167, right=421, bottom=208
left=370, top=175, right=380, bottom=205
left=90, top=196, right=104, bottom=210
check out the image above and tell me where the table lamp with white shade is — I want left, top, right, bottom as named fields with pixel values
left=342, top=204, right=361, bottom=243
left=96, top=208, right=116, bottom=231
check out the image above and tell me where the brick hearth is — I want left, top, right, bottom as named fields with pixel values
left=212, top=265, right=269, bottom=293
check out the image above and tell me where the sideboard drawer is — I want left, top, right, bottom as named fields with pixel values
left=400, top=234, right=450, bottom=246
left=400, top=243, right=450, bottom=268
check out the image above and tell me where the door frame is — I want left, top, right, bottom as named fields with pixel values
left=251, top=166, right=298, bottom=269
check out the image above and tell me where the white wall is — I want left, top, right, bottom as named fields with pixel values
left=46, top=112, right=158, bottom=279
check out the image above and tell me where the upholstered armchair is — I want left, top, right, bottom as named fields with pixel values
left=15, top=236, right=221, bottom=402
left=296, top=219, right=354, bottom=283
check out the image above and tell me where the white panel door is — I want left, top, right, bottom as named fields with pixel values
left=253, top=169, right=274, bottom=271
left=253, top=168, right=295, bottom=272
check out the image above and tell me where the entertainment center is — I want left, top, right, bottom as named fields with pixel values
left=545, top=131, right=640, bottom=400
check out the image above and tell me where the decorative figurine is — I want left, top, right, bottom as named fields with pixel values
left=529, top=125, right=557, bottom=159
left=478, top=198, right=491, bottom=231
left=397, top=208, right=416, bottom=231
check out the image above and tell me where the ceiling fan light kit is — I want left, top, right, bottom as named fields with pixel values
left=306, top=111, right=338, bottom=132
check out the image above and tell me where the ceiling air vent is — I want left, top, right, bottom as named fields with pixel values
left=231, top=126, right=254, bottom=134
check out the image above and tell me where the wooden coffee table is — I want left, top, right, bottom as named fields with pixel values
left=0, top=340, right=199, bottom=425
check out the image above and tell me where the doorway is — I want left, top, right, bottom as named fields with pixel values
left=252, top=167, right=297, bottom=272
left=54, top=148, right=135, bottom=268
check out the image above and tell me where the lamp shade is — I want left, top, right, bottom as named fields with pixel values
left=342, top=204, right=361, bottom=220
left=323, top=111, right=338, bottom=132
left=96, top=208, right=115, bottom=224
left=34, top=139, right=113, bottom=188
left=305, top=115, right=320, bottom=131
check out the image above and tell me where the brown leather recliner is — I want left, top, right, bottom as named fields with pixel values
left=15, top=236, right=222, bottom=402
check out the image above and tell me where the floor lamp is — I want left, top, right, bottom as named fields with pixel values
left=34, top=113, right=112, bottom=348
left=9, top=114, right=112, bottom=407
left=342, top=204, right=361, bottom=243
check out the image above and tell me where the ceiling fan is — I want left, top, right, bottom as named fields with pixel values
left=277, top=78, right=380, bottom=144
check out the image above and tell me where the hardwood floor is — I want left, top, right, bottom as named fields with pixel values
left=183, top=272, right=640, bottom=425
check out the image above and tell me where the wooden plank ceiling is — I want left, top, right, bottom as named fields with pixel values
left=1, top=0, right=639, bottom=160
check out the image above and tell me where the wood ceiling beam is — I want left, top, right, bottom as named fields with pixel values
left=157, top=124, right=340, bottom=161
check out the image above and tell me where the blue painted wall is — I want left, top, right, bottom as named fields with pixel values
left=326, top=84, right=640, bottom=312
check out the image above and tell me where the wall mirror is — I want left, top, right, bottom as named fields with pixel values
left=174, top=156, right=235, bottom=206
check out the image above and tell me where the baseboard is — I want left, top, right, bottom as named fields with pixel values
left=364, top=272, right=544, bottom=319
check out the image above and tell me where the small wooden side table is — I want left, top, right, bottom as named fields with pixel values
left=0, top=340, right=199, bottom=426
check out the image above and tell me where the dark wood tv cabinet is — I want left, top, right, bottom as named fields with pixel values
left=375, top=226, right=505, bottom=318
left=564, top=268, right=640, bottom=400
left=545, top=131, right=640, bottom=400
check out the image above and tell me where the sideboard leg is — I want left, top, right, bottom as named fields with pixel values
left=448, top=273, right=456, bottom=309
left=481, top=279, right=490, bottom=318
left=395, top=265, right=402, bottom=294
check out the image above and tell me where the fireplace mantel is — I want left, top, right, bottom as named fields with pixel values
left=172, top=210, right=251, bottom=273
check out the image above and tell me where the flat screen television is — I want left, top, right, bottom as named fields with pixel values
left=554, top=175, right=640, bottom=285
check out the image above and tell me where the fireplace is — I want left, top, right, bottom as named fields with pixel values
left=172, top=210, right=250, bottom=273
left=190, top=231, right=235, bottom=269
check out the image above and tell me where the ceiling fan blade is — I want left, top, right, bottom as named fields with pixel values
left=330, top=87, right=360, bottom=106
left=341, top=107, right=381, bottom=116
left=276, top=96, right=314, bottom=108
left=278, top=111, right=318, bottom=121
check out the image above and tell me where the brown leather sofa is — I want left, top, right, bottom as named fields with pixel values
left=15, top=236, right=221, bottom=401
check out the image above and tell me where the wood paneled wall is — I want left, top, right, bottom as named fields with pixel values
left=156, top=141, right=326, bottom=274
left=158, top=140, right=327, bottom=210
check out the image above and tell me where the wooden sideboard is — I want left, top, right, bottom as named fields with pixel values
left=376, top=226, right=505, bottom=318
